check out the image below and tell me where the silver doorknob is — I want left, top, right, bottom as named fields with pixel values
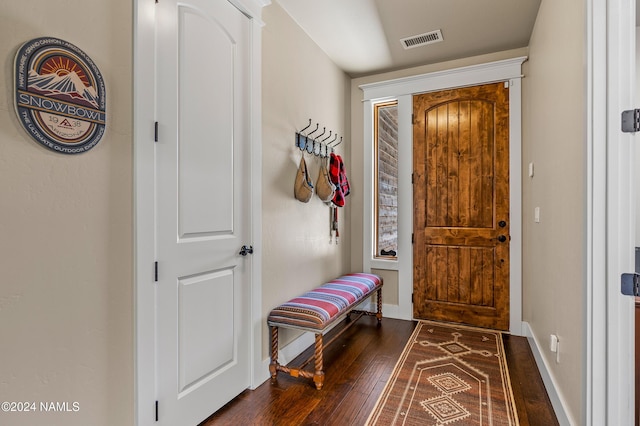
left=239, top=245, right=254, bottom=256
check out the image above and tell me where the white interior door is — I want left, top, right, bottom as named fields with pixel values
left=155, top=0, right=252, bottom=424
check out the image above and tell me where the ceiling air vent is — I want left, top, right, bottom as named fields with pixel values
left=400, top=30, right=443, bottom=49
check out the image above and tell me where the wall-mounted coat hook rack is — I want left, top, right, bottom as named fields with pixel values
left=295, top=119, right=344, bottom=159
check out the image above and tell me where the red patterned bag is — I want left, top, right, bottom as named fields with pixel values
left=329, top=153, right=350, bottom=207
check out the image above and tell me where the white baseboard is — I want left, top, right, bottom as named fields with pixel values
left=254, top=359, right=271, bottom=389
left=379, top=302, right=401, bottom=318
left=358, top=300, right=404, bottom=319
left=521, top=322, right=573, bottom=425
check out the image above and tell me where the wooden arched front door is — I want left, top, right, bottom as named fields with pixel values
left=412, top=82, right=510, bottom=330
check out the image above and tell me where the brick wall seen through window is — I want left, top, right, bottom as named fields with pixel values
left=375, top=102, right=398, bottom=258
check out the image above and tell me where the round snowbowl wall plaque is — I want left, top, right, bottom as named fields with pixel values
left=14, top=37, right=106, bottom=154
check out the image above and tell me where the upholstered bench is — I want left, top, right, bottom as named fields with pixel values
left=267, top=273, right=383, bottom=390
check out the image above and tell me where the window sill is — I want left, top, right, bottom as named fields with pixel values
left=370, top=258, right=399, bottom=271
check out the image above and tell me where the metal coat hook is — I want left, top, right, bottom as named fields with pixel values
left=299, top=118, right=312, bottom=134
left=305, top=123, right=319, bottom=154
left=319, top=131, right=333, bottom=157
left=312, top=127, right=326, bottom=155
left=296, top=119, right=312, bottom=152
left=307, top=123, right=320, bottom=138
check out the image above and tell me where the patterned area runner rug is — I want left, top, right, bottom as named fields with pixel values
left=366, top=320, right=519, bottom=425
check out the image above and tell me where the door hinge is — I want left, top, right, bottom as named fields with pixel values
left=621, top=109, right=640, bottom=133
left=411, top=173, right=414, bottom=184
left=412, top=233, right=414, bottom=244
left=154, top=261, right=158, bottom=282
left=155, top=400, right=159, bottom=421
left=411, top=113, right=415, bottom=125
left=621, top=272, right=640, bottom=296
left=411, top=293, right=414, bottom=304
left=154, top=121, right=159, bottom=142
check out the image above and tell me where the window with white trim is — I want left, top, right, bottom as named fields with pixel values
left=374, top=101, right=398, bottom=259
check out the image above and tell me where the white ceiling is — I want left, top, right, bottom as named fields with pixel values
left=276, top=0, right=542, bottom=77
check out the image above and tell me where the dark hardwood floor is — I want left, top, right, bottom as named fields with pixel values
left=201, top=317, right=558, bottom=426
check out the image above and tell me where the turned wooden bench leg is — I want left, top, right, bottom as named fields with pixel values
left=313, top=333, right=325, bottom=390
left=269, top=326, right=279, bottom=382
left=376, top=288, right=383, bottom=322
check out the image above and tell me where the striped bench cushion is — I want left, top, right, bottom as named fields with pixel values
left=267, top=273, right=382, bottom=332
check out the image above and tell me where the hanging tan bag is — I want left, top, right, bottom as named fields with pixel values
left=294, top=156, right=314, bottom=202
left=316, top=159, right=335, bottom=202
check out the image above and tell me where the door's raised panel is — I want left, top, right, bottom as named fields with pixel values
left=424, top=100, right=495, bottom=229
left=178, top=269, right=235, bottom=394
left=178, top=6, right=234, bottom=238
left=424, top=245, right=496, bottom=307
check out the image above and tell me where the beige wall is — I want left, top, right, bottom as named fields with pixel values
left=0, top=2, right=133, bottom=426
left=522, top=0, right=585, bottom=423
left=261, top=3, right=351, bottom=356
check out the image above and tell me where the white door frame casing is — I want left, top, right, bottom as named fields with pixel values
left=133, top=0, right=269, bottom=424
left=360, top=57, right=526, bottom=335
left=586, top=0, right=635, bottom=424
left=605, top=0, right=637, bottom=421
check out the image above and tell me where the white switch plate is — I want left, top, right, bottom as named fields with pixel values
left=528, top=162, right=534, bottom=177
left=550, top=334, right=558, bottom=352
left=534, top=207, right=540, bottom=223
